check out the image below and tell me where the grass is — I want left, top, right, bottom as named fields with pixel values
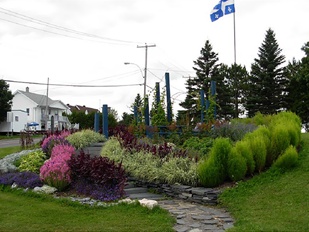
left=219, top=133, right=309, bottom=231
left=0, top=186, right=175, bottom=232
left=0, top=146, right=22, bottom=159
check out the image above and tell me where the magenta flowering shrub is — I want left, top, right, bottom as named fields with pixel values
left=51, top=144, right=75, bottom=160
left=41, top=135, right=70, bottom=158
left=40, top=144, right=75, bottom=191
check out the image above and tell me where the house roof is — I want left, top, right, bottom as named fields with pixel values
left=15, top=89, right=69, bottom=110
left=67, top=104, right=98, bottom=113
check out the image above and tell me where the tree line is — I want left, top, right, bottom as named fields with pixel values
left=178, top=28, right=309, bottom=131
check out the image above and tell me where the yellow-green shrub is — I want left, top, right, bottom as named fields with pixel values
left=245, top=134, right=267, bottom=173
left=234, top=140, right=255, bottom=175
left=227, top=147, right=247, bottom=181
left=18, top=150, right=46, bottom=174
left=274, top=145, right=298, bottom=170
left=197, top=137, right=232, bottom=187
left=100, top=137, right=124, bottom=162
left=270, top=124, right=291, bottom=164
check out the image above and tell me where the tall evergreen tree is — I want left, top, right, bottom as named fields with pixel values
left=180, top=40, right=222, bottom=123
left=0, top=79, right=13, bottom=122
left=287, top=42, right=309, bottom=130
left=246, top=28, right=288, bottom=117
left=219, top=64, right=249, bottom=118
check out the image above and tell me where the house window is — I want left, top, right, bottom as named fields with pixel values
left=15, top=116, right=19, bottom=122
left=26, top=108, right=30, bottom=116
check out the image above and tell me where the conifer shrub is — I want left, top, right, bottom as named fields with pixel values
left=274, top=145, right=298, bottom=170
left=197, top=137, right=232, bottom=187
left=234, top=140, right=255, bottom=175
left=18, top=150, right=46, bottom=174
left=227, top=147, right=247, bottom=181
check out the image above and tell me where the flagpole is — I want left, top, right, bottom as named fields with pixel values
left=233, top=2, right=238, bottom=117
left=233, top=5, right=236, bottom=64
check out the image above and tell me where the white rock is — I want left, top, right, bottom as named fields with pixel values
left=33, top=185, right=57, bottom=194
left=138, top=198, right=158, bottom=209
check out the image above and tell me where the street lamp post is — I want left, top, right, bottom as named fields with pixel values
left=124, top=62, right=146, bottom=99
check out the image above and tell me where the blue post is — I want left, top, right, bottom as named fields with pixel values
left=144, top=97, right=150, bottom=137
left=134, top=105, right=138, bottom=124
left=211, top=80, right=216, bottom=119
left=156, top=82, right=160, bottom=105
left=94, top=112, right=99, bottom=132
left=165, top=72, right=172, bottom=123
left=200, top=90, right=205, bottom=123
left=102, top=104, right=108, bottom=139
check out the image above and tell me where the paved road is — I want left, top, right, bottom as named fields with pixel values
left=0, top=137, right=42, bottom=148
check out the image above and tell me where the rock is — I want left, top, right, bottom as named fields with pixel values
left=33, top=185, right=57, bottom=194
left=138, top=198, right=158, bottom=209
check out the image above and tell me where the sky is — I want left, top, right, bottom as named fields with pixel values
left=0, top=0, right=308, bottom=119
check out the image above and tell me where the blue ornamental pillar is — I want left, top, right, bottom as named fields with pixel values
left=200, top=90, right=205, bottom=123
left=94, top=112, right=99, bottom=132
left=165, top=72, right=172, bottom=123
left=102, top=104, right=108, bottom=139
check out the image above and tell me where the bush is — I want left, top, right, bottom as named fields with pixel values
left=182, top=137, right=213, bottom=159
left=270, top=124, right=291, bottom=164
left=68, top=151, right=127, bottom=201
left=227, top=148, right=247, bottom=181
left=246, top=134, right=267, bottom=173
left=66, top=129, right=105, bottom=149
left=18, top=150, right=46, bottom=174
left=41, top=135, right=70, bottom=158
left=234, top=140, right=255, bottom=175
left=50, top=144, right=75, bottom=160
left=197, top=137, right=232, bottom=187
left=0, top=171, right=43, bottom=189
left=210, top=122, right=257, bottom=142
left=160, top=157, right=198, bottom=186
left=100, top=137, right=124, bottom=162
left=274, top=145, right=299, bottom=170
left=40, top=156, right=72, bottom=191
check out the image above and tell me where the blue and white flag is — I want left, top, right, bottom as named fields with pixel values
left=210, top=0, right=235, bottom=22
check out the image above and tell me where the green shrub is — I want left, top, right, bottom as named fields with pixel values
left=227, top=147, right=247, bottom=181
left=67, top=129, right=105, bottom=149
left=100, top=137, right=124, bottom=162
left=18, top=150, right=46, bottom=174
left=197, top=156, right=221, bottom=187
left=234, top=140, right=255, bottom=175
left=270, top=124, right=291, bottom=164
left=274, top=145, right=299, bottom=170
left=197, top=137, right=232, bottom=187
left=245, top=134, right=267, bottom=173
left=160, top=157, right=198, bottom=186
left=182, top=137, right=213, bottom=159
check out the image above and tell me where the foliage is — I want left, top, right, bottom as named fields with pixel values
left=68, top=151, right=127, bottom=201
left=227, top=147, right=247, bottom=181
left=246, top=28, right=288, bottom=116
left=274, top=145, right=299, bottom=170
left=286, top=42, right=309, bottom=131
left=66, top=129, right=105, bottom=149
left=18, top=150, right=46, bottom=174
left=197, top=137, right=232, bottom=187
left=182, top=136, right=213, bottom=159
left=0, top=171, right=43, bottom=189
left=234, top=140, right=255, bottom=175
left=40, top=144, right=74, bottom=191
left=0, top=79, right=13, bottom=122
left=210, top=121, right=257, bottom=141
left=41, top=134, right=70, bottom=158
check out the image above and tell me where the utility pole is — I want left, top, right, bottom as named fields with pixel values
left=137, top=43, right=156, bottom=99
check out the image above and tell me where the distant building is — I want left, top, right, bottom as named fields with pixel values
left=66, top=104, right=99, bottom=115
left=10, top=87, right=70, bottom=131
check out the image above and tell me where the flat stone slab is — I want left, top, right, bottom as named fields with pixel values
left=128, top=192, right=163, bottom=200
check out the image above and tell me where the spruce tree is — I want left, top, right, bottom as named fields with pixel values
left=246, top=28, right=288, bottom=117
left=0, top=79, right=13, bottom=122
left=287, top=42, right=309, bottom=130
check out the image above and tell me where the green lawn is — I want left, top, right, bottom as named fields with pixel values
left=0, top=186, right=175, bottom=232
left=219, top=133, right=309, bottom=231
left=0, top=146, right=22, bottom=159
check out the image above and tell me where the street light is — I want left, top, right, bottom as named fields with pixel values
left=124, top=62, right=146, bottom=99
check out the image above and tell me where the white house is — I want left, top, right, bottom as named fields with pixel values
left=0, top=110, right=28, bottom=133
left=11, top=87, right=71, bottom=131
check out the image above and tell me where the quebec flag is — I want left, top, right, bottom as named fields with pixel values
left=210, top=0, right=235, bottom=22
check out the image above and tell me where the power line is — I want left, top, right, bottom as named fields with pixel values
left=0, top=6, right=142, bottom=45
left=4, top=79, right=143, bottom=87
